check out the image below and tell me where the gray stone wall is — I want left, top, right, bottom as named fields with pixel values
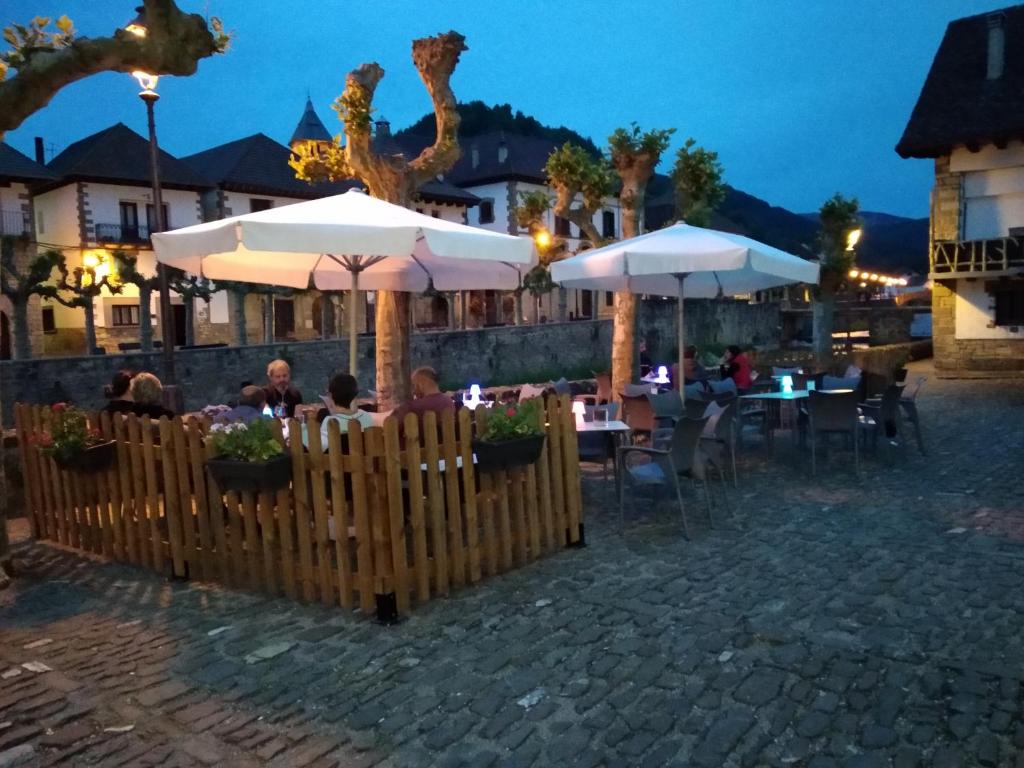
left=637, top=299, right=781, bottom=360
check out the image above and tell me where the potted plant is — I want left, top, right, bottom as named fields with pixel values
left=36, top=403, right=115, bottom=473
left=472, top=399, right=546, bottom=472
left=205, top=419, right=292, bottom=493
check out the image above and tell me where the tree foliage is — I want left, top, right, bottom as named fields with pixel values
left=817, top=192, right=861, bottom=296
left=671, top=138, right=725, bottom=227
left=544, top=143, right=614, bottom=246
left=512, top=190, right=563, bottom=298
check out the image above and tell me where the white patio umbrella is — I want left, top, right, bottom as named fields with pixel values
left=550, top=222, right=820, bottom=397
left=152, top=189, right=536, bottom=374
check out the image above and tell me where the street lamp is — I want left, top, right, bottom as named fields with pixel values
left=131, top=68, right=176, bottom=383
left=846, top=228, right=862, bottom=251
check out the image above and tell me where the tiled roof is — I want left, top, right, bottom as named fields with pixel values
left=897, top=5, right=1024, bottom=158
left=289, top=98, right=333, bottom=145
left=44, top=123, right=212, bottom=190
left=0, top=142, right=55, bottom=183
left=440, top=131, right=560, bottom=186
left=181, top=133, right=356, bottom=199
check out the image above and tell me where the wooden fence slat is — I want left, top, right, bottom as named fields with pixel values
left=202, top=427, right=231, bottom=585
left=326, top=420, right=353, bottom=609
left=139, top=416, right=164, bottom=573
left=93, top=468, right=114, bottom=559
left=186, top=423, right=213, bottom=581
left=171, top=419, right=197, bottom=575
left=258, top=490, right=277, bottom=596
left=158, top=418, right=186, bottom=578
left=559, top=395, right=583, bottom=544
left=441, top=410, right=467, bottom=586
left=472, top=408, right=497, bottom=578
left=241, top=491, right=261, bottom=591
left=269, top=420, right=295, bottom=600
left=346, top=424, right=376, bottom=616
left=546, top=395, right=567, bottom=547
left=306, top=419, right=335, bottom=606
left=457, top=409, right=481, bottom=583
left=28, top=407, right=57, bottom=542
left=403, top=414, right=430, bottom=604
left=99, top=412, right=125, bottom=561
left=366, top=427, right=397, bottom=606
left=126, top=416, right=149, bottom=568
left=224, top=490, right=246, bottom=586
left=496, top=468, right=513, bottom=571
left=288, top=419, right=316, bottom=602
left=511, top=466, right=528, bottom=565
left=14, top=406, right=41, bottom=539
left=115, top=415, right=138, bottom=564
left=421, top=412, right=449, bottom=595
left=525, top=462, right=541, bottom=559
left=382, top=418, right=410, bottom=616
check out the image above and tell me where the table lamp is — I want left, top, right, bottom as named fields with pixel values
left=657, top=365, right=669, bottom=384
left=464, top=383, right=483, bottom=410
left=572, top=400, right=586, bottom=428
left=781, top=375, right=794, bottom=394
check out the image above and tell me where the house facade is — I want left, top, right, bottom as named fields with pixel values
left=897, top=5, right=1024, bottom=377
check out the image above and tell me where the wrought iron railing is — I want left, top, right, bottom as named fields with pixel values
left=94, top=222, right=152, bottom=245
left=0, top=208, right=31, bottom=236
left=931, top=236, right=1024, bottom=277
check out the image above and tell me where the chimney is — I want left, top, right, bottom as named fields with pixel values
left=497, top=139, right=508, bottom=164
left=34, top=137, right=45, bottom=164
left=374, top=118, right=391, bottom=138
left=471, top=145, right=480, bottom=169
left=987, top=12, right=1005, bottom=80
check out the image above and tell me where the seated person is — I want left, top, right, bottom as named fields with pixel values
left=301, top=373, right=374, bottom=449
left=103, top=369, right=136, bottom=414
left=264, top=359, right=302, bottom=418
left=128, top=372, right=175, bottom=419
left=719, top=345, right=753, bottom=389
left=683, top=346, right=708, bottom=381
left=391, top=367, right=455, bottom=429
left=638, top=340, right=653, bottom=377
left=219, top=385, right=272, bottom=425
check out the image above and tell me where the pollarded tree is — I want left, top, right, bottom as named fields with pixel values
left=0, top=3, right=228, bottom=138
left=290, top=32, right=467, bottom=408
left=814, top=193, right=861, bottom=361
left=513, top=190, right=566, bottom=323
left=52, top=253, right=120, bottom=354
left=608, top=124, right=675, bottom=399
left=111, top=250, right=158, bottom=350
left=671, top=137, right=725, bottom=228
left=0, top=237, right=62, bottom=359
left=167, top=268, right=216, bottom=347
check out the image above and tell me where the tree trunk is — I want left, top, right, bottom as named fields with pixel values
left=557, top=287, right=568, bottom=322
left=138, top=283, right=153, bottom=351
left=447, top=292, right=456, bottom=330
left=531, top=295, right=540, bottom=324
left=813, top=293, right=836, bottom=363
left=375, top=290, right=411, bottom=409
left=263, top=295, right=273, bottom=344
left=514, top=292, right=523, bottom=326
left=0, top=367, right=8, bottom=588
left=11, top=298, right=31, bottom=360
left=459, top=291, right=468, bottom=330
left=184, top=298, right=195, bottom=347
left=83, top=298, right=97, bottom=355
left=321, top=293, right=333, bottom=339
left=230, top=290, right=247, bottom=346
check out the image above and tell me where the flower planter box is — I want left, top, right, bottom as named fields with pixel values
left=472, top=434, right=546, bottom=473
left=51, top=441, right=116, bottom=474
left=206, top=454, right=293, bottom=494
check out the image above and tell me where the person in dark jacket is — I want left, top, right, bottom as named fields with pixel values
left=102, top=369, right=136, bottom=414
left=264, top=359, right=302, bottom=418
left=128, top=372, right=175, bottom=419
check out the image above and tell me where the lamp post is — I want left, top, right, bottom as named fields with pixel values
left=132, top=70, right=175, bottom=384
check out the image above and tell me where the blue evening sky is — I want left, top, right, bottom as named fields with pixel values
left=4, top=0, right=1001, bottom=217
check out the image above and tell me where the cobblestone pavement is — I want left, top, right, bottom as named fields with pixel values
left=3, top=362, right=1024, bottom=768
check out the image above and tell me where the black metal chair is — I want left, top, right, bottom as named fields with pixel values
left=807, top=390, right=860, bottom=475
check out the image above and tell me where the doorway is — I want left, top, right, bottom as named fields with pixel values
left=1, top=310, right=10, bottom=359
left=172, top=304, right=186, bottom=347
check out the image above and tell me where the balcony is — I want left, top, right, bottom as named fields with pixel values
left=0, top=208, right=31, bottom=236
left=94, top=222, right=153, bottom=246
left=931, top=236, right=1024, bottom=279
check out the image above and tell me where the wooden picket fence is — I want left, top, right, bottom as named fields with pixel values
left=13, top=396, right=583, bottom=620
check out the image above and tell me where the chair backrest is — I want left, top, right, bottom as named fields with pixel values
left=876, top=384, right=903, bottom=423
left=685, top=398, right=708, bottom=419
left=594, top=371, right=612, bottom=403
left=668, top=416, right=710, bottom=475
left=705, top=400, right=736, bottom=440
left=683, top=381, right=705, bottom=400
left=648, top=390, right=683, bottom=419
left=709, top=378, right=738, bottom=396
left=822, top=375, right=860, bottom=392
left=902, top=375, right=926, bottom=401
left=519, top=383, right=547, bottom=402
left=621, top=394, right=656, bottom=432
left=623, top=383, right=653, bottom=398
left=793, top=372, right=825, bottom=391
left=808, top=390, right=859, bottom=431
left=552, top=377, right=571, bottom=396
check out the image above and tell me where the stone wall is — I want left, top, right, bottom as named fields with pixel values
left=931, top=280, right=1024, bottom=378
left=781, top=307, right=916, bottom=346
left=637, top=299, right=781, bottom=360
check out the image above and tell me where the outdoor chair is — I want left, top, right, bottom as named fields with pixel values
left=593, top=371, right=612, bottom=404
left=648, top=390, right=683, bottom=427
left=616, top=415, right=714, bottom=538
left=807, top=389, right=860, bottom=475
left=899, top=375, right=927, bottom=454
left=859, top=384, right=904, bottom=457
left=518, top=383, right=547, bottom=402
left=700, top=400, right=739, bottom=487
left=623, top=383, right=654, bottom=398
left=577, top=403, right=620, bottom=482
left=621, top=393, right=656, bottom=442
left=793, top=372, right=825, bottom=391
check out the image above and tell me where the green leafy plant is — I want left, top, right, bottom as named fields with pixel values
left=35, top=403, right=104, bottom=463
left=206, top=420, right=283, bottom=462
left=481, top=400, right=543, bottom=442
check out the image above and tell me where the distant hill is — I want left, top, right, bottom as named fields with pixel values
left=397, top=103, right=929, bottom=274
left=396, top=101, right=602, bottom=156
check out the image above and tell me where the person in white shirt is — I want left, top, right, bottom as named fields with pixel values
left=301, top=373, right=374, bottom=449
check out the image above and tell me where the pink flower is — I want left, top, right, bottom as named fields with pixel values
left=506, top=408, right=516, bottom=418
left=52, top=402, right=67, bottom=413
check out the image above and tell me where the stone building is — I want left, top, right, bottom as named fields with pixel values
left=897, top=5, right=1024, bottom=378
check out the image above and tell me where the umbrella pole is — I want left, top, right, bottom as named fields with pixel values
left=349, top=269, right=359, bottom=376
left=676, top=273, right=687, bottom=404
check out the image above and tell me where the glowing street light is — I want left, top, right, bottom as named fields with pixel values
left=846, top=228, right=862, bottom=251
left=533, top=228, right=552, bottom=250
left=849, top=269, right=859, bottom=279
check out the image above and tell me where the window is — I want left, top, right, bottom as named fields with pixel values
left=602, top=210, right=616, bottom=238
left=991, top=281, right=1024, bottom=326
left=431, top=210, right=440, bottom=218
left=554, top=216, right=571, bottom=237
left=111, top=304, right=141, bottom=327
left=146, top=203, right=169, bottom=233
left=479, top=199, right=495, bottom=224
left=274, top=298, right=295, bottom=339
left=415, top=208, right=424, bottom=214
left=605, top=291, right=614, bottom=307
left=250, top=198, right=273, bottom=213
left=41, top=306, right=55, bottom=334
left=119, top=202, right=139, bottom=237
left=36, top=210, right=45, bottom=235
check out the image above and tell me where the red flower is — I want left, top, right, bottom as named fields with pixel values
left=51, top=402, right=67, bottom=413
left=506, top=407, right=516, bottom=418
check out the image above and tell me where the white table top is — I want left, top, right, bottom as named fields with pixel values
left=740, top=388, right=853, bottom=401
left=577, top=419, right=631, bottom=433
